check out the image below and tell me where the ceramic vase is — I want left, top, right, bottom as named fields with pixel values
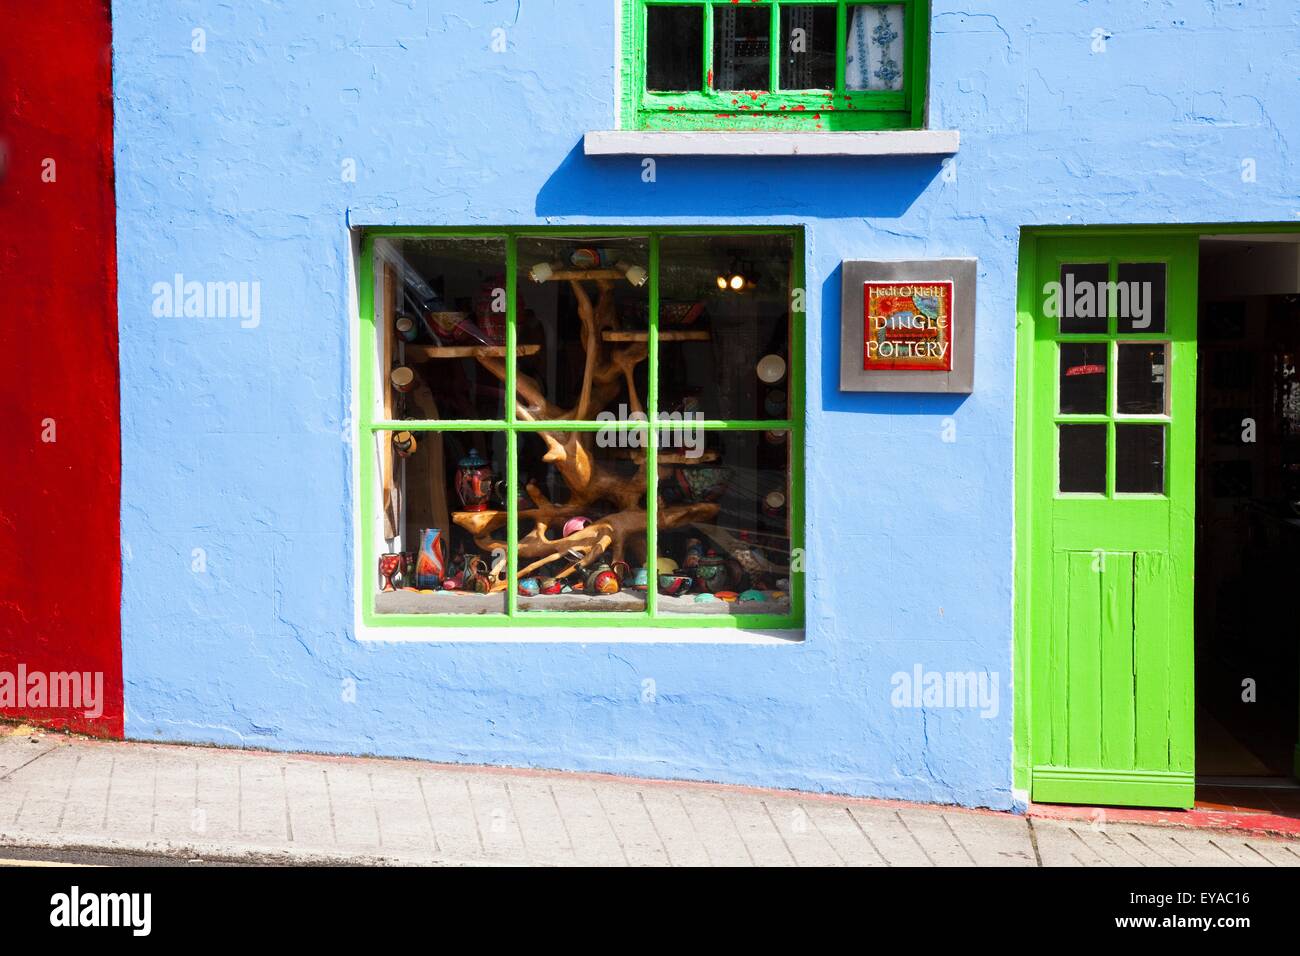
left=455, top=449, right=494, bottom=512
left=414, top=529, right=446, bottom=589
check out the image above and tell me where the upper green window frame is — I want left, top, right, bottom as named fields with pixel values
left=619, top=0, right=930, bottom=131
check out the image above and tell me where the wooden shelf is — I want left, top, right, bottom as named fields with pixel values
left=537, top=268, right=626, bottom=281
left=451, top=510, right=506, bottom=535
left=619, top=449, right=721, bottom=464
left=406, top=344, right=540, bottom=359
left=602, top=330, right=710, bottom=343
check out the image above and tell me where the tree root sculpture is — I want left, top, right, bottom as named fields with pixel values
left=455, top=269, right=715, bottom=588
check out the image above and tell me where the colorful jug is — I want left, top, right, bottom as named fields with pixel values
left=585, top=560, right=627, bottom=595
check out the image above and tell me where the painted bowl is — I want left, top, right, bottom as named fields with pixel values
left=673, top=466, right=730, bottom=503
left=658, top=573, right=694, bottom=596
left=562, top=516, right=591, bottom=538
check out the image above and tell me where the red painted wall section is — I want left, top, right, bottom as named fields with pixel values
left=0, top=0, right=124, bottom=736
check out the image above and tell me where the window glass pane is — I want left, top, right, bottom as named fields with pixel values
left=646, top=5, right=702, bottom=92
left=1116, top=425, right=1165, bottom=494
left=515, top=433, right=648, bottom=613
left=1058, top=424, right=1106, bottom=494
left=657, top=234, right=793, bottom=421
left=780, top=5, right=835, bottom=90
left=1058, top=343, right=1108, bottom=414
left=713, top=6, right=771, bottom=90
left=374, top=237, right=508, bottom=421
left=846, top=4, right=905, bottom=91
left=1116, top=343, right=1168, bottom=415
left=1116, top=262, right=1167, bottom=333
left=374, top=429, right=508, bottom=615
left=658, top=431, right=792, bottom=617
left=1056, top=263, right=1109, bottom=334
left=516, top=237, right=650, bottom=422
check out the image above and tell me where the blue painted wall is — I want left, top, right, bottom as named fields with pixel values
left=112, top=1, right=1299, bottom=809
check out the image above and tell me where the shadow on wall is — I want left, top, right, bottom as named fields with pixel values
left=537, top=140, right=945, bottom=218
left=820, top=262, right=969, bottom=417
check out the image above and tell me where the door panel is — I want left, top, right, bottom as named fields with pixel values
left=1027, top=235, right=1197, bottom=809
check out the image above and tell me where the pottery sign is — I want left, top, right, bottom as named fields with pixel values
left=840, top=259, right=976, bottom=393
left=862, top=281, right=953, bottom=372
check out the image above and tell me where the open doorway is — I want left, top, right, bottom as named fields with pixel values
left=1195, top=233, right=1300, bottom=816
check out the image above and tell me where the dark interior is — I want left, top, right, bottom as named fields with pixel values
left=1194, top=235, right=1300, bottom=814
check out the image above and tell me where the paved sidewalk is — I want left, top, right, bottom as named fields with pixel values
left=2, top=730, right=1298, bottom=866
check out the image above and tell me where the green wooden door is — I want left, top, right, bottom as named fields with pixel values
left=1025, top=235, right=1199, bottom=808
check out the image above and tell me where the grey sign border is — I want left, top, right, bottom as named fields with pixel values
left=839, top=258, right=976, bottom=393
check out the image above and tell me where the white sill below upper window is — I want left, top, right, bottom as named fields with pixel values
left=584, top=129, right=959, bottom=157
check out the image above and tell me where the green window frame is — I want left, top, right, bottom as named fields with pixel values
left=620, top=0, right=930, bottom=131
left=358, top=226, right=805, bottom=631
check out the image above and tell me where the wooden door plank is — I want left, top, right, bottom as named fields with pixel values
left=1099, top=551, right=1136, bottom=770
left=1048, top=551, right=1071, bottom=768
left=1133, top=550, right=1172, bottom=771
left=1066, top=551, right=1103, bottom=768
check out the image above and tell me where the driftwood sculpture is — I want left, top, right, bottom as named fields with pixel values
left=459, top=269, right=720, bottom=589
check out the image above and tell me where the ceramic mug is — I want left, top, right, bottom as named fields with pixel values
left=390, top=366, right=416, bottom=393
left=658, top=573, right=694, bottom=596
left=395, top=315, right=419, bottom=343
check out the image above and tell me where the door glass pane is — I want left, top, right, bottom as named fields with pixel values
left=1116, top=425, right=1165, bottom=494
left=658, top=430, right=792, bottom=617
left=780, top=5, right=835, bottom=90
left=1116, top=262, right=1167, bottom=333
left=1059, top=424, right=1106, bottom=494
left=714, top=6, right=771, bottom=90
left=1059, top=343, right=1108, bottom=414
left=845, top=4, right=905, bottom=91
left=657, top=234, right=793, bottom=421
left=646, top=6, right=702, bottom=92
left=374, top=429, right=508, bottom=615
left=1056, top=263, right=1109, bottom=334
left=1116, top=343, right=1168, bottom=415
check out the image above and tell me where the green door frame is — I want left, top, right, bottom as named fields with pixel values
left=1014, top=222, right=1300, bottom=803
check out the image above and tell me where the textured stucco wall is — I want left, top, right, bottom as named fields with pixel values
left=112, top=1, right=1299, bottom=808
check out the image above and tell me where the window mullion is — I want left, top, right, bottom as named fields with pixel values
left=701, top=2, right=713, bottom=93
left=835, top=0, right=846, bottom=98
left=768, top=1, right=780, bottom=92
left=506, top=234, right=519, bottom=616
left=645, top=235, right=660, bottom=619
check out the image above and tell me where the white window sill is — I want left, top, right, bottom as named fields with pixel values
left=356, top=624, right=804, bottom=645
left=584, top=129, right=959, bottom=157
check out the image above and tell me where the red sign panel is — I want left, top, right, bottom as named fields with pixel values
left=863, top=280, right=954, bottom=372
